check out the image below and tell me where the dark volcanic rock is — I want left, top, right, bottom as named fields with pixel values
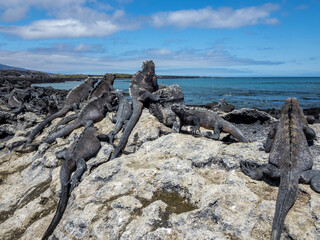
left=205, top=98, right=235, bottom=113
left=223, top=108, right=274, bottom=124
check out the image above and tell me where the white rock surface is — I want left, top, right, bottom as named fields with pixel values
left=0, top=109, right=320, bottom=240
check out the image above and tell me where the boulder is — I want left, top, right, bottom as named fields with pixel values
left=223, top=108, right=276, bottom=124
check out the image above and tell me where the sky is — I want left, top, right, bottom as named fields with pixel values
left=0, top=0, right=319, bottom=76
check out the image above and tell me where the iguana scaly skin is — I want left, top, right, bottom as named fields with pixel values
left=171, top=104, right=248, bottom=142
left=24, top=78, right=97, bottom=147
left=52, top=74, right=116, bottom=132
left=110, top=60, right=162, bottom=160
left=42, top=124, right=107, bottom=240
left=109, top=91, right=132, bottom=144
left=20, top=91, right=117, bottom=153
left=240, top=98, right=319, bottom=240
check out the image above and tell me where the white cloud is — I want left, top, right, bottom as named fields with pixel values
left=0, top=19, right=124, bottom=39
left=0, top=0, right=140, bottom=39
left=151, top=3, right=280, bottom=28
left=2, top=6, right=29, bottom=22
left=0, top=45, right=283, bottom=75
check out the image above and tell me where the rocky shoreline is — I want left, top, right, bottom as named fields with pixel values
left=1, top=78, right=320, bottom=239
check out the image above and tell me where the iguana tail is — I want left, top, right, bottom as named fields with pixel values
left=222, top=121, right=248, bottom=142
left=42, top=159, right=74, bottom=240
left=51, top=113, right=78, bottom=132
left=270, top=174, right=299, bottom=240
left=24, top=107, right=69, bottom=146
left=43, top=119, right=82, bottom=145
left=110, top=100, right=143, bottom=160
left=15, top=143, right=39, bottom=153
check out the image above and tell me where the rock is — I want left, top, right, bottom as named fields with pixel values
left=0, top=96, right=320, bottom=240
left=149, top=84, right=184, bottom=127
left=6, top=136, right=26, bottom=150
left=223, top=108, right=276, bottom=124
left=206, top=98, right=235, bottom=113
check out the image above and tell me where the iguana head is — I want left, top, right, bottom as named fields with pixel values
left=85, top=77, right=98, bottom=86
left=171, top=104, right=185, bottom=115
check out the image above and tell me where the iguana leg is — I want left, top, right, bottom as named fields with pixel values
left=81, top=119, right=93, bottom=128
left=211, top=122, right=222, bottom=140
left=300, top=170, right=320, bottom=192
left=109, top=119, right=124, bottom=143
left=191, top=115, right=200, bottom=135
left=264, top=124, right=277, bottom=153
left=311, top=176, right=320, bottom=193
left=138, top=91, right=165, bottom=102
left=71, top=103, right=78, bottom=111
left=111, top=114, right=117, bottom=123
left=303, top=126, right=316, bottom=146
left=70, top=158, right=87, bottom=193
left=97, top=134, right=110, bottom=142
left=240, top=161, right=280, bottom=180
left=55, top=149, right=69, bottom=159
left=172, top=118, right=181, bottom=133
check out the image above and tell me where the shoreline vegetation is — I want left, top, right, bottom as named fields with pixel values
left=0, top=69, right=205, bottom=84
left=1, top=69, right=319, bottom=119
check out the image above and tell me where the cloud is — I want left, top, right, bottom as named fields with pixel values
left=151, top=3, right=280, bottom=28
left=0, top=45, right=283, bottom=75
left=0, top=19, right=127, bottom=39
left=30, top=43, right=106, bottom=54
left=0, top=1, right=139, bottom=39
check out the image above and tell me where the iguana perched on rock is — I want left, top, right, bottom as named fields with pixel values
left=171, top=104, right=248, bottom=142
left=240, top=98, right=319, bottom=240
left=42, top=123, right=108, bottom=240
left=148, top=84, right=185, bottom=127
left=109, top=91, right=132, bottom=144
left=23, top=78, right=97, bottom=147
left=52, top=74, right=116, bottom=132
left=19, top=91, right=117, bottom=153
left=110, top=60, right=163, bottom=160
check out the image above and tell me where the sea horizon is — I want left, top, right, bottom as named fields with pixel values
left=34, top=76, right=320, bottom=110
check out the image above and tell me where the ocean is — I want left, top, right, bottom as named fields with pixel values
left=34, top=77, right=320, bottom=109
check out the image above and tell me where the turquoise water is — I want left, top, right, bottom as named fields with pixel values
left=34, top=77, right=320, bottom=109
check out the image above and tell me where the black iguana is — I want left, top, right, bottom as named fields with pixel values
left=23, top=78, right=97, bottom=147
left=240, top=97, right=319, bottom=240
left=171, top=104, right=248, bottom=142
left=42, top=123, right=108, bottom=240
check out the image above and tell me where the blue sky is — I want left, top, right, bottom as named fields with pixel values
left=0, top=0, right=319, bottom=76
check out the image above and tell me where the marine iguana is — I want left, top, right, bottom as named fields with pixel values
left=171, top=104, right=248, bottom=142
left=109, top=91, right=133, bottom=144
left=20, top=91, right=117, bottom=153
left=23, top=77, right=97, bottom=147
left=110, top=60, right=162, bottom=160
left=240, top=98, right=319, bottom=240
left=42, top=123, right=108, bottom=240
left=52, top=74, right=116, bottom=132
left=148, top=84, right=185, bottom=127
left=89, top=74, right=116, bottom=99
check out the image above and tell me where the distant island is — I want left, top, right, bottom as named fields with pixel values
left=0, top=68, right=205, bottom=84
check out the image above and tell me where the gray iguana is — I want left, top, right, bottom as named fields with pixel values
left=108, top=91, right=133, bottom=144
left=42, top=123, right=108, bottom=240
left=171, top=104, right=248, bottom=142
left=52, top=74, right=116, bottom=132
left=23, top=78, right=97, bottom=147
left=19, top=91, right=117, bottom=153
left=240, top=98, right=319, bottom=240
left=110, top=60, right=163, bottom=160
